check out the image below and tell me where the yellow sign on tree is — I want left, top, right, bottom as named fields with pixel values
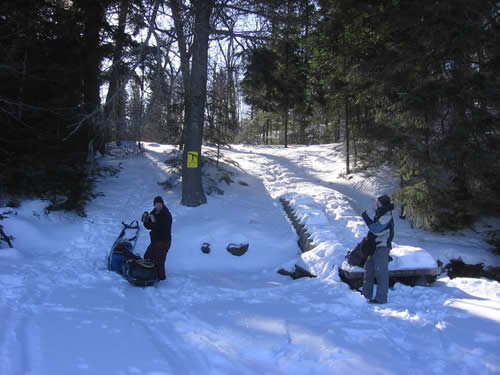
left=187, top=151, right=199, bottom=168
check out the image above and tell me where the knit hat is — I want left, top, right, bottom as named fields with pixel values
left=377, top=194, right=391, bottom=207
left=374, top=194, right=394, bottom=220
left=153, top=196, right=164, bottom=205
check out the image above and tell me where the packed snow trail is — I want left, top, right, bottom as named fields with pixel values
left=1, top=143, right=499, bottom=375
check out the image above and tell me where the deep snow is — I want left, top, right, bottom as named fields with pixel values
left=1, top=143, right=499, bottom=375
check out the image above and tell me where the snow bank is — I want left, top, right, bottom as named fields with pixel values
left=0, top=143, right=499, bottom=375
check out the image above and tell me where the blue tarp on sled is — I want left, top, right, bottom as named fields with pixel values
left=107, top=221, right=158, bottom=286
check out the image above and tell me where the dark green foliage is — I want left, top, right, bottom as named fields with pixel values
left=384, top=1, right=498, bottom=229
left=0, top=0, right=109, bottom=213
left=164, top=150, right=184, bottom=173
left=201, top=149, right=238, bottom=195
left=489, top=241, right=500, bottom=256
left=487, top=266, right=500, bottom=281
left=445, top=258, right=500, bottom=282
left=241, top=47, right=282, bottom=112
left=159, top=150, right=184, bottom=189
left=306, top=0, right=500, bottom=230
left=484, top=230, right=500, bottom=255
left=38, top=154, right=97, bottom=217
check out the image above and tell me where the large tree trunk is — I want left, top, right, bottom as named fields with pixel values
left=181, top=0, right=212, bottom=207
left=344, top=94, right=350, bottom=175
left=104, top=0, right=130, bottom=149
left=77, top=0, right=104, bottom=153
left=284, top=108, right=289, bottom=148
left=170, top=0, right=192, bottom=150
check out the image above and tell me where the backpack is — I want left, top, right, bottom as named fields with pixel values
left=122, top=258, right=158, bottom=287
left=345, top=234, right=376, bottom=268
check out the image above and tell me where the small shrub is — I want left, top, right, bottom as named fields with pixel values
left=445, top=258, right=500, bottom=282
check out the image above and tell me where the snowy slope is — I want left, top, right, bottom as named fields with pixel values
left=1, top=143, right=499, bottom=375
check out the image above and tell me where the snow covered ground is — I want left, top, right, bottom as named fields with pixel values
left=1, top=143, right=499, bottom=375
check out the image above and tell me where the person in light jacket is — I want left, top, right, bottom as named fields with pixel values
left=141, top=196, right=172, bottom=281
left=361, top=195, right=395, bottom=304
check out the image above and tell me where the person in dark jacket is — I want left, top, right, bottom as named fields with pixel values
left=141, top=196, right=172, bottom=281
left=361, top=194, right=395, bottom=304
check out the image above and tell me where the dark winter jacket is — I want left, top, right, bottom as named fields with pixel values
left=362, top=208, right=394, bottom=250
left=144, top=206, right=172, bottom=242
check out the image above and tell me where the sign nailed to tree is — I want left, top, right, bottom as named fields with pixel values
left=187, top=151, right=199, bottom=168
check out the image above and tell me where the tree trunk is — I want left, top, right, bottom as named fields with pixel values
left=353, top=106, right=362, bottom=168
left=265, top=118, right=270, bottom=144
left=17, top=49, right=28, bottom=122
left=284, top=109, right=289, bottom=148
left=284, top=33, right=289, bottom=149
left=170, top=0, right=191, bottom=150
left=266, top=118, right=270, bottom=145
left=181, top=0, right=212, bottom=207
left=345, top=94, right=350, bottom=175
left=104, top=0, right=130, bottom=149
left=78, top=0, right=104, bottom=153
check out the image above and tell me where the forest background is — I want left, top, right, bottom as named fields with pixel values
left=1, top=0, right=499, bottom=231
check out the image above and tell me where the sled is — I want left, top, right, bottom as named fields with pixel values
left=341, top=237, right=442, bottom=289
left=107, top=220, right=159, bottom=287
left=122, top=258, right=158, bottom=287
left=339, top=265, right=442, bottom=290
left=107, top=221, right=141, bottom=274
